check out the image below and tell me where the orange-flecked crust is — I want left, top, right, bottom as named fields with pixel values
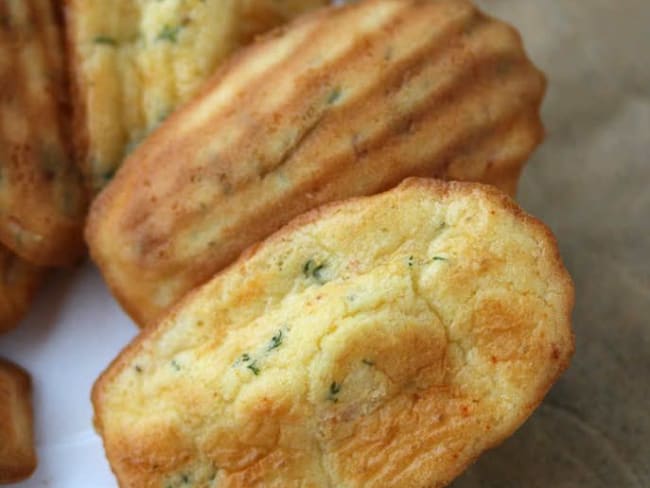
left=93, top=178, right=574, bottom=488
left=86, top=0, right=547, bottom=327
left=0, top=358, right=36, bottom=483
left=0, top=0, right=87, bottom=267
left=0, top=245, right=42, bottom=334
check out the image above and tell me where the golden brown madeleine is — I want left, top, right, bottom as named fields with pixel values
left=87, top=0, right=547, bottom=327
left=0, top=0, right=87, bottom=267
left=93, top=178, right=574, bottom=487
left=0, top=358, right=36, bottom=484
left=0, top=245, right=42, bottom=334
left=65, top=0, right=329, bottom=193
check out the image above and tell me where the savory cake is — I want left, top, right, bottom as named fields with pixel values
left=93, top=178, right=574, bottom=487
left=0, top=0, right=87, bottom=266
left=0, top=246, right=41, bottom=334
left=65, top=0, right=328, bottom=193
left=87, top=0, right=547, bottom=327
left=0, top=358, right=36, bottom=483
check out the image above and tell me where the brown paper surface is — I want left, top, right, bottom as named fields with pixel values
left=453, top=1, right=650, bottom=486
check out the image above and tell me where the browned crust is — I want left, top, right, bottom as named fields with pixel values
left=82, top=4, right=325, bottom=326
left=83, top=3, right=341, bottom=327
left=0, top=0, right=87, bottom=267
left=88, top=0, right=544, bottom=212
left=63, top=0, right=330, bottom=195
left=92, top=177, right=574, bottom=486
left=86, top=0, right=547, bottom=328
left=0, top=358, right=36, bottom=484
left=61, top=0, right=91, bottom=195
left=0, top=358, right=31, bottom=393
left=0, top=245, right=42, bottom=334
left=93, top=177, right=576, bottom=399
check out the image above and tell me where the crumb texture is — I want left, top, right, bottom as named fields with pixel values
left=86, top=0, right=547, bottom=327
left=66, top=0, right=327, bottom=192
left=94, top=178, right=574, bottom=488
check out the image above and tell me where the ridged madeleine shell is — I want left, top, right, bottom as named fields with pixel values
left=65, top=0, right=329, bottom=193
left=88, top=0, right=547, bottom=326
left=0, top=0, right=86, bottom=267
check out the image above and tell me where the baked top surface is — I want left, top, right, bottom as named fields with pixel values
left=0, top=0, right=86, bottom=266
left=93, top=178, right=573, bottom=488
left=87, top=0, right=546, bottom=327
left=66, top=0, right=327, bottom=193
left=0, top=358, right=36, bottom=483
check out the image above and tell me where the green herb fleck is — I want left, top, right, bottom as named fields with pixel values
left=157, top=24, right=181, bottom=43
left=362, top=359, right=375, bottom=366
left=101, top=167, right=117, bottom=182
left=328, top=381, right=341, bottom=402
left=268, top=330, right=283, bottom=351
left=303, top=259, right=328, bottom=284
left=234, top=353, right=254, bottom=368
left=94, top=36, right=117, bottom=46
left=327, top=87, right=342, bottom=104
left=123, top=138, right=143, bottom=157
left=134, top=365, right=143, bottom=373
left=171, top=359, right=181, bottom=371
left=432, top=256, right=447, bottom=262
left=247, top=361, right=260, bottom=376
left=181, top=473, right=190, bottom=483
left=408, top=256, right=415, bottom=267
left=313, top=264, right=326, bottom=282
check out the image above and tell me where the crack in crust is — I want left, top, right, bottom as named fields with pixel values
left=85, top=0, right=547, bottom=327
left=93, top=178, right=574, bottom=487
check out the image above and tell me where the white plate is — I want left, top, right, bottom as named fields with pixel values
left=0, top=263, right=136, bottom=488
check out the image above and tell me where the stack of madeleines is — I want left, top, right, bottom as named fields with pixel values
left=1, top=0, right=575, bottom=486
left=1, top=1, right=85, bottom=480
left=1, top=0, right=327, bottom=482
